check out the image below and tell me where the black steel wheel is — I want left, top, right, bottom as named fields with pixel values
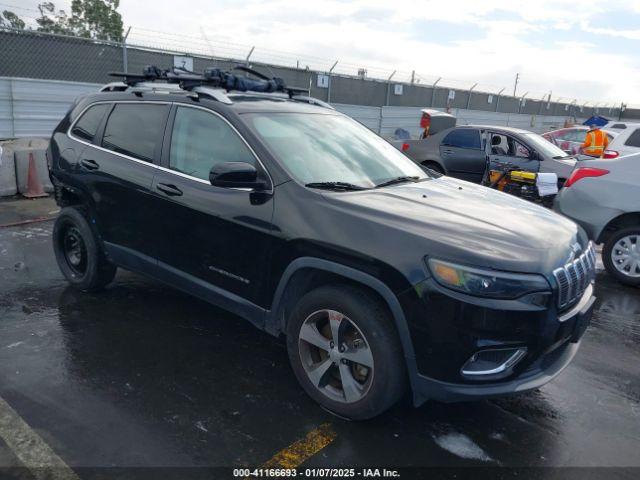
left=61, top=226, right=88, bottom=276
left=53, top=207, right=117, bottom=292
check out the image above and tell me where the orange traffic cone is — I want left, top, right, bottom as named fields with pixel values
left=22, top=151, right=48, bottom=199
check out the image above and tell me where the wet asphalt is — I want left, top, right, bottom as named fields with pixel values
left=0, top=198, right=638, bottom=479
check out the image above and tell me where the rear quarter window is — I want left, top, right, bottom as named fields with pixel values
left=71, top=104, right=109, bottom=142
left=624, top=128, right=640, bottom=148
left=442, top=129, right=481, bottom=149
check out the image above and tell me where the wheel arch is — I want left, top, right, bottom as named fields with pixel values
left=266, top=258, right=418, bottom=369
left=597, top=211, right=640, bottom=244
left=420, top=159, right=446, bottom=174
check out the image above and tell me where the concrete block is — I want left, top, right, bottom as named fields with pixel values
left=0, top=141, right=18, bottom=196
left=14, top=149, right=53, bottom=195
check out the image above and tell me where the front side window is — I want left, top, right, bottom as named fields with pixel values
left=624, top=128, right=640, bottom=147
left=102, top=104, right=167, bottom=162
left=246, top=113, right=427, bottom=188
left=71, top=104, right=109, bottom=142
left=522, top=133, right=569, bottom=158
left=489, top=134, right=530, bottom=158
left=442, top=129, right=481, bottom=149
left=169, top=107, right=256, bottom=181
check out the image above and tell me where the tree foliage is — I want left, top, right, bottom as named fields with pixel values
left=0, top=10, right=26, bottom=29
left=1, top=1, right=123, bottom=42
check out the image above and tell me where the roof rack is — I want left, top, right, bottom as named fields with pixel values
left=106, top=65, right=321, bottom=106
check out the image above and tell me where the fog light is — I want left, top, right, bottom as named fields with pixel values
left=461, top=348, right=527, bottom=378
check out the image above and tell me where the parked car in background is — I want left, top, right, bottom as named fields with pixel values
left=397, top=125, right=578, bottom=184
left=555, top=153, right=640, bottom=286
left=604, top=122, right=640, bottom=157
left=542, top=126, right=618, bottom=157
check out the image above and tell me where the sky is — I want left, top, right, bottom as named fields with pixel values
left=6, top=0, right=640, bottom=105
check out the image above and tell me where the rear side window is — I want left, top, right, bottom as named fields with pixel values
left=624, top=128, right=640, bottom=147
left=71, top=104, right=109, bottom=142
left=102, top=104, right=167, bottom=162
left=169, top=106, right=256, bottom=181
left=442, top=129, right=481, bottom=149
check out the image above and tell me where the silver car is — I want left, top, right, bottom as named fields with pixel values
left=555, top=153, right=640, bottom=286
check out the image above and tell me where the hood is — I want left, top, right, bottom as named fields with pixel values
left=322, top=177, right=582, bottom=275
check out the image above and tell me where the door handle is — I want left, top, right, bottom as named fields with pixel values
left=80, top=159, right=99, bottom=170
left=442, top=149, right=454, bottom=155
left=156, top=183, right=183, bottom=196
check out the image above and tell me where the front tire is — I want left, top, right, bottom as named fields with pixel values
left=286, top=285, right=406, bottom=420
left=603, top=227, right=640, bottom=286
left=53, top=207, right=117, bottom=292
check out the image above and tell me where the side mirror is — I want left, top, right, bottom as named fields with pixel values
left=529, top=150, right=540, bottom=161
left=209, top=162, right=265, bottom=189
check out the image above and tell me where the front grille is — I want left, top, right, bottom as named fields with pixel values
left=553, top=242, right=596, bottom=310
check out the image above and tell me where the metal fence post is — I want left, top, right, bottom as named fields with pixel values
left=245, top=46, right=255, bottom=68
left=385, top=71, right=396, bottom=106
left=122, top=27, right=131, bottom=73
left=8, top=78, right=15, bottom=138
left=494, top=88, right=505, bottom=112
left=465, top=83, right=477, bottom=110
left=518, top=92, right=528, bottom=114
left=327, top=60, right=338, bottom=104
left=430, top=78, right=441, bottom=107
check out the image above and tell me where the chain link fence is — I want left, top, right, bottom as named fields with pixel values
left=0, top=25, right=631, bottom=120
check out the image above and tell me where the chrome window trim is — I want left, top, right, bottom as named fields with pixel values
left=67, top=100, right=274, bottom=193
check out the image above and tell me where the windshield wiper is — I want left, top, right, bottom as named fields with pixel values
left=305, top=181, right=368, bottom=191
left=375, top=176, right=421, bottom=188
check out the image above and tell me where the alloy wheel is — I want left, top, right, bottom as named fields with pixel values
left=298, top=309, right=374, bottom=404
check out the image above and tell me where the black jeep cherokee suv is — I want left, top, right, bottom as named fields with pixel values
left=47, top=78, right=596, bottom=420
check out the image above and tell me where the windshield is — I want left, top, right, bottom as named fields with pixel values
left=246, top=113, right=428, bottom=188
left=523, top=133, right=570, bottom=158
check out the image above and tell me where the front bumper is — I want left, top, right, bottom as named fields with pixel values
left=400, top=277, right=595, bottom=405
left=413, top=339, right=580, bottom=403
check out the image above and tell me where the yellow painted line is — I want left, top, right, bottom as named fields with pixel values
left=260, top=423, right=337, bottom=469
left=0, top=395, right=80, bottom=480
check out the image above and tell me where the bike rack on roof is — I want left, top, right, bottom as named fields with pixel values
left=103, top=65, right=332, bottom=109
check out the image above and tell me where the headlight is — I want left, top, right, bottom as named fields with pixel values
left=427, top=258, right=550, bottom=299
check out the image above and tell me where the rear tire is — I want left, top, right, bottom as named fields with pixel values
left=603, top=227, right=640, bottom=286
left=53, top=207, right=117, bottom=292
left=286, top=284, right=406, bottom=420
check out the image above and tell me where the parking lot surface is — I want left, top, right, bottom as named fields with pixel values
left=0, top=198, right=639, bottom=479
